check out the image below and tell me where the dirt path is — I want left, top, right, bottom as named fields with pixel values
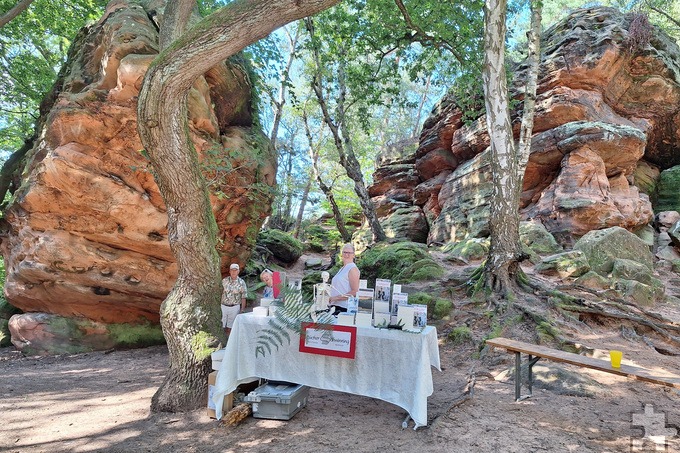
left=1, top=324, right=679, bottom=452
left=2, top=252, right=679, bottom=452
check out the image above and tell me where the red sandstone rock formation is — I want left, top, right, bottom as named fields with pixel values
left=0, top=1, right=275, bottom=325
left=370, top=7, right=679, bottom=245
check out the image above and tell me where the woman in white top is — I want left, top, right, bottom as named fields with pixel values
left=329, top=243, right=360, bottom=315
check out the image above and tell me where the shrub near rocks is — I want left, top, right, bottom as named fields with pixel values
left=0, top=299, right=20, bottom=347
left=408, top=292, right=453, bottom=320
left=304, top=224, right=342, bottom=252
left=0, top=319, right=10, bottom=347
left=357, top=242, right=442, bottom=284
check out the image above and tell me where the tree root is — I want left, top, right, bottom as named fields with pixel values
left=428, top=368, right=494, bottom=429
left=460, top=263, right=680, bottom=352
left=524, top=276, right=680, bottom=350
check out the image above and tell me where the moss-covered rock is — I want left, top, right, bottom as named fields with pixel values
left=443, top=238, right=489, bottom=262
left=655, top=165, right=680, bottom=213
left=9, top=313, right=165, bottom=355
left=573, top=226, right=653, bottom=275
left=669, top=220, right=680, bottom=248
left=611, top=258, right=660, bottom=286
left=534, top=250, right=590, bottom=278
left=575, top=271, right=611, bottom=290
left=396, top=259, right=444, bottom=283
left=257, top=229, right=304, bottom=264
left=106, top=322, right=166, bottom=348
left=633, top=160, right=660, bottom=196
left=633, top=224, right=655, bottom=247
left=613, top=279, right=665, bottom=306
left=357, top=242, right=438, bottom=284
left=519, top=221, right=562, bottom=255
left=379, top=206, right=429, bottom=243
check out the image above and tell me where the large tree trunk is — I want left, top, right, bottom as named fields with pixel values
left=137, top=0, right=340, bottom=413
left=482, top=0, right=520, bottom=297
left=481, top=0, right=542, bottom=299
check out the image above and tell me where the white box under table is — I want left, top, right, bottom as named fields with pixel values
left=212, top=313, right=440, bottom=428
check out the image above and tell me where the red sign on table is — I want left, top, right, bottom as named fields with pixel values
left=299, top=322, right=357, bottom=359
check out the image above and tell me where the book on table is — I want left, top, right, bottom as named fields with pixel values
left=391, top=291, right=408, bottom=315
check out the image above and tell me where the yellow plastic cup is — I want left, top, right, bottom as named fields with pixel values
left=610, top=350, right=623, bottom=368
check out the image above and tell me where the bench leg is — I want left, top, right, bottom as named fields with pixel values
left=515, top=352, right=542, bottom=402
left=514, top=352, right=521, bottom=401
left=528, top=354, right=533, bottom=395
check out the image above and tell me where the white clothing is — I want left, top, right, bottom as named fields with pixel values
left=221, top=304, right=240, bottom=328
left=330, top=262, right=358, bottom=309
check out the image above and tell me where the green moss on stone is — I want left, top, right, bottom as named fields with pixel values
left=107, top=322, right=166, bottom=348
left=357, top=242, right=434, bottom=283
left=257, top=229, right=304, bottom=263
left=655, top=165, right=680, bottom=212
left=190, top=330, right=217, bottom=361
left=49, top=316, right=85, bottom=339
left=396, top=259, right=444, bottom=283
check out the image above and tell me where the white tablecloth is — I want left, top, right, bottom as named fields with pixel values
left=213, top=313, right=440, bottom=427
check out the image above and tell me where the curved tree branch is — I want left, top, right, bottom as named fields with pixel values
left=0, top=0, right=35, bottom=29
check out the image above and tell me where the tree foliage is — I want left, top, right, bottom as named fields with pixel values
left=0, top=0, right=106, bottom=156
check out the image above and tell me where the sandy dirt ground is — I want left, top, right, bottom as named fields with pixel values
left=1, top=256, right=680, bottom=452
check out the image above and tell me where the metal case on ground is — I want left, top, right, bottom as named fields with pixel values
left=244, top=382, right=310, bottom=420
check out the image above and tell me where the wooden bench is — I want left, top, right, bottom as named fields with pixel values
left=486, top=337, right=680, bottom=401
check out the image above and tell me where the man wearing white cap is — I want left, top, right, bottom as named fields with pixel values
left=221, top=263, right=247, bottom=336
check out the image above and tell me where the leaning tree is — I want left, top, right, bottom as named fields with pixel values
left=136, top=0, right=340, bottom=412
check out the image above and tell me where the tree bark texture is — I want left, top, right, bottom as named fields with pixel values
left=293, top=177, right=312, bottom=239
left=516, top=1, right=542, bottom=175
left=481, top=0, right=522, bottom=297
left=137, top=0, right=340, bottom=412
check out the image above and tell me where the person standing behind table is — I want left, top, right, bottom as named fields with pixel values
left=221, top=263, right=248, bottom=337
left=260, top=269, right=274, bottom=299
left=328, top=243, right=360, bottom=316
